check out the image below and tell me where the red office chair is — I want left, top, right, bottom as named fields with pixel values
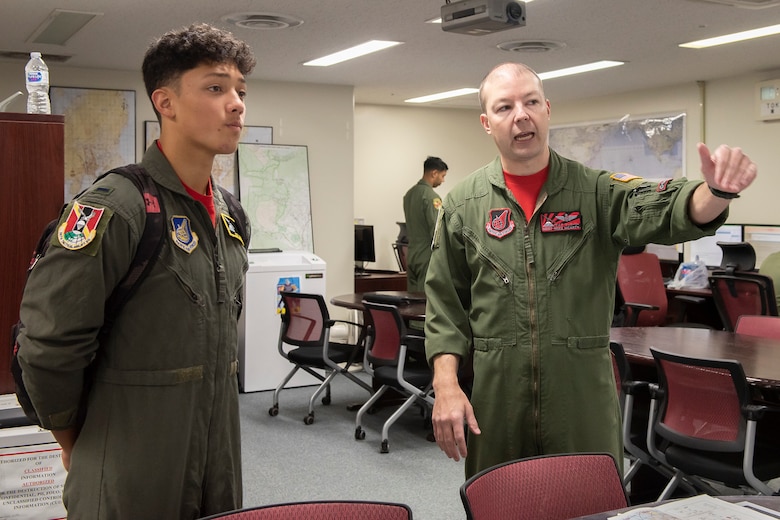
left=646, top=348, right=780, bottom=500
left=460, top=452, right=629, bottom=520
left=735, top=315, right=780, bottom=339
left=708, top=269, right=778, bottom=331
left=616, top=251, right=704, bottom=327
left=354, top=301, right=434, bottom=453
left=198, top=500, right=413, bottom=519
left=269, top=292, right=373, bottom=425
left=609, top=342, right=685, bottom=493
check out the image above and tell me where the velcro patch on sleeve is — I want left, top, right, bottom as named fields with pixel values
left=55, top=202, right=113, bottom=255
left=610, top=172, right=642, bottom=183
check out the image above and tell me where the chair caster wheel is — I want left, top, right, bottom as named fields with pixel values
left=303, top=414, right=314, bottom=425
left=322, top=396, right=331, bottom=405
left=268, top=405, right=279, bottom=417
left=355, top=427, right=365, bottom=440
left=380, top=440, right=389, bottom=453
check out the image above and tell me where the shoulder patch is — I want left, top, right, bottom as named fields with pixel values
left=57, top=202, right=108, bottom=251
left=221, top=213, right=244, bottom=246
left=610, top=172, right=642, bottom=183
left=433, top=197, right=442, bottom=210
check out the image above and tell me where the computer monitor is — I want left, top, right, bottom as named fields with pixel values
left=354, top=224, right=376, bottom=267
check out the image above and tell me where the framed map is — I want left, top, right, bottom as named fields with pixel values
left=51, top=86, right=135, bottom=201
left=549, top=113, right=686, bottom=181
left=238, top=143, right=313, bottom=252
left=143, top=121, right=272, bottom=196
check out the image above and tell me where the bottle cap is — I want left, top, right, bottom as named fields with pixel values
left=31, top=52, right=42, bottom=59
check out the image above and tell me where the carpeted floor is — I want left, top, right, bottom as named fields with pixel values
left=238, top=372, right=467, bottom=520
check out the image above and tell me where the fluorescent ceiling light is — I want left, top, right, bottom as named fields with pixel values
left=405, top=59, right=622, bottom=104
left=303, top=40, right=403, bottom=66
left=679, top=23, right=780, bottom=49
left=538, top=60, right=624, bottom=80
left=405, top=88, right=479, bottom=103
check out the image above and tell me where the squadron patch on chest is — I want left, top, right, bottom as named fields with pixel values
left=486, top=208, right=515, bottom=239
left=540, top=212, right=582, bottom=233
left=58, top=202, right=105, bottom=250
left=171, top=216, right=199, bottom=253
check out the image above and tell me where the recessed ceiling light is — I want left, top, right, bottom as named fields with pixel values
left=405, top=88, right=479, bottom=103
left=679, top=23, right=780, bottom=48
left=222, top=13, right=304, bottom=30
left=497, top=40, right=566, bottom=53
left=303, top=40, right=403, bottom=67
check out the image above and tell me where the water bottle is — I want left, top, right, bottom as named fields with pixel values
left=25, top=52, right=51, bottom=115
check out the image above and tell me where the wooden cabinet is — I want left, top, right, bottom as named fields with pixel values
left=0, top=113, right=64, bottom=394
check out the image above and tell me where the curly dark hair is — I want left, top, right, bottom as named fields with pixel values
left=142, top=23, right=256, bottom=117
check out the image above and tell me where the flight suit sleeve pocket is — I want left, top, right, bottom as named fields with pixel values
left=567, top=335, right=609, bottom=349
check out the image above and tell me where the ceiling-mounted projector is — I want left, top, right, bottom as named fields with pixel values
left=441, top=0, right=526, bottom=35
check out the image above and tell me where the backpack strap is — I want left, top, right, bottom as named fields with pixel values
left=217, top=185, right=250, bottom=250
left=100, top=165, right=166, bottom=337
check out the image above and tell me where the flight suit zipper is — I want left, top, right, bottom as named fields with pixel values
left=522, top=221, right=542, bottom=452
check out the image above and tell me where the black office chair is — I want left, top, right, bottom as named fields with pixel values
left=269, top=292, right=373, bottom=425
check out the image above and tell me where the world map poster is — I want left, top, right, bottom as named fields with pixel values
left=549, top=113, right=685, bottom=181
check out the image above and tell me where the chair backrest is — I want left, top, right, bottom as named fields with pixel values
left=650, top=348, right=749, bottom=452
left=392, top=241, right=409, bottom=272
left=279, top=292, right=329, bottom=347
left=460, top=453, right=628, bottom=520
left=199, top=500, right=413, bottom=519
left=609, top=341, right=632, bottom=412
left=718, top=241, right=756, bottom=271
left=363, top=301, right=405, bottom=367
left=708, top=271, right=778, bottom=331
left=735, top=315, right=780, bottom=339
left=616, top=251, right=668, bottom=327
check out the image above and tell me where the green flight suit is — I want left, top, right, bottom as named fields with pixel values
left=403, top=179, right=442, bottom=291
left=17, top=144, right=248, bottom=519
left=425, top=151, right=726, bottom=479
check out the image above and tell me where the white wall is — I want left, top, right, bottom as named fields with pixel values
left=354, top=75, right=780, bottom=270
left=354, top=104, right=496, bottom=270
left=0, top=62, right=356, bottom=315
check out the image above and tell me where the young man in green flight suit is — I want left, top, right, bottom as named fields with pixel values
left=17, top=24, right=255, bottom=518
left=403, top=156, right=448, bottom=292
left=424, top=62, right=758, bottom=479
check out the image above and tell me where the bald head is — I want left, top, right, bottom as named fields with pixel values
left=479, top=63, right=545, bottom=113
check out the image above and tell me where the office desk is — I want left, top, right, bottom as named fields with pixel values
left=610, top=326, right=780, bottom=389
left=331, top=292, right=426, bottom=321
left=354, top=270, right=407, bottom=292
